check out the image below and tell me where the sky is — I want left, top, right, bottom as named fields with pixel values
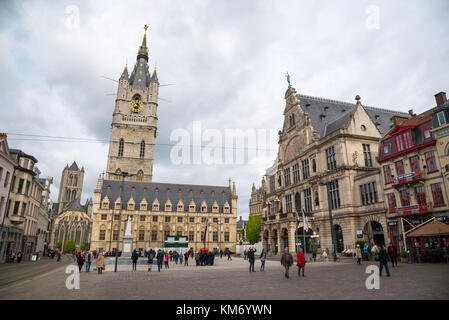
left=0, top=0, right=448, bottom=219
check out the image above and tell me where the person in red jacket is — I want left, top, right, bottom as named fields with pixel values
left=296, top=248, right=306, bottom=277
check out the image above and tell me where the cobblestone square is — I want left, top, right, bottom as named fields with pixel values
left=0, top=256, right=448, bottom=300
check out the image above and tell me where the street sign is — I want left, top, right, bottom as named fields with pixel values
left=356, top=230, right=363, bottom=238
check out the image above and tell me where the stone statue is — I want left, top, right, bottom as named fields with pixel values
left=286, top=72, right=291, bottom=87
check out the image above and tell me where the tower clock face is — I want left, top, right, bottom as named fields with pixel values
left=130, top=99, right=143, bottom=113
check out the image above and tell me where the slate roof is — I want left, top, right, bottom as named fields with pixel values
left=297, top=94, right=410, bottom=137
left=62, top=198, right=87, bottom=213
left=101, top=180, right=232, bottom=213
left=236, top=219, right=247, bottom=229
left=68, top=161, right=80, bottom=171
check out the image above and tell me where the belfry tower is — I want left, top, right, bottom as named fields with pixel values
left=105, top=25, right=159, bottom=182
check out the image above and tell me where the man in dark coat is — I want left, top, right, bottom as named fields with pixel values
left=248, top=247, right=256, bottom=272
left=131, top=249, right=138, bottom=271
left=379, top=244, right=390, bottom=277
left=156, top=249, right=163, bottom=272
left=280, top=248, right=293, bottom=278
left=388, top=243, right=398, bottom=267
left=76, top=252, right=84, bottom=272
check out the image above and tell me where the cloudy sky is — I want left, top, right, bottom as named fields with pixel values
left=1, top=0, right=448, bottom=219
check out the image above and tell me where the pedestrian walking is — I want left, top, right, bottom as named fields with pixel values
left=179, top=251, right=184, bottom=265
left=281, top=248, right=293, bottom=278
left=164, top=252, right=169, bottom=269
left=248, top=247, right=256, bottom=272
left=85, top=251, right=92, bottom=272
left=97, top=253, right=105, bottom=274
left=147, top=249, right=154, bottom=272
left=322, top=249, right=328, bottom=262
left=77, top=252, right=84, bottom=272
left=227, top=249, right=232, bottom=261
left=296, top=248, right=306, bottom=277
left=131, top=249, right=138, bottom=271
left=356, top=244, right=362, bottom=265
left=379, top=244, right=390, bottom=277
left=9, top=251, right=15, bottom=263
left=363, top=243, right=370, bottom=261
left=17, top=251, right=23, bottom=263
left=156, top=249, right=163, bottom=272
left=220, top=249, right=223, bottom=258
left=195, top=252, right=200, bottom=266
left=184, top=251, right=189, bottom=266
left=388, top=243, right=398, bottom=267
left=260, top=249, right=266, bottom=272
left=244, top=249, right=247, bottom=260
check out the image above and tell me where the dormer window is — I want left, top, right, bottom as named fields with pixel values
left=115, top=202, right=121, bottom=210
left=224, top=206, right=230, bottom=213
left=102, top=202, right=109, bottom=209
left=437, top=111, right=447, bottom=126
left=128, top=203, right=135, bottom=210
left=141, top=203, right=147, bottom=210
left=423, top=127, right=431, bottom=140
left=201, top=206, right=207, bottom=212
left=165, top=204, right=172, bottom=211
left=153, top=204, right=159, bottom=211
left=383, top=144, right=390, bottom=155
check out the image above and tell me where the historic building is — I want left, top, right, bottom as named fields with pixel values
left=249, top=182, right=264, bottom=216
left=378, top=92, right=449, bottom=252
left=7, top=149, right=44, bottom=261
left=236, top=216, right=248, bottom=245
left=257, top=84, right=409, bottom=255
left=36, top=177, right=53, bottom=255
left=52, top=198, right=92, bottom=251
left=56, top=162, right=84, bottom=214
left=0, top=134, right=17, bottom=263
left=90, top=27, right=238, bottom=253
left=431, top=92, right=449, bottom=199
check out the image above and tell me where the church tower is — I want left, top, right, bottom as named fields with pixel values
left=57, top=161, right=84, bottom=213
left=105, top=25, right=159, bottom=182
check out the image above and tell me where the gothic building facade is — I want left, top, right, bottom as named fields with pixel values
left=56, top=161, right=84, bottom=213
left=256, top=85, right=409, bottom=256
left=90, top=27, right=238, bottom=253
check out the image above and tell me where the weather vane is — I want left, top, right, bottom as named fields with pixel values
left=144, top=24, right=149, bottom=32
left=286, top=72, right=291, bottom=87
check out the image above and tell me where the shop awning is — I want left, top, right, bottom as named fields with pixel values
left=406, top=220, right=449, bottom=237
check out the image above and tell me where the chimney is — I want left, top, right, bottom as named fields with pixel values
left=239, top=216, right=242, bottom=221
left=435, top=92, right=447, bottom=106
left=408, top=109, right=416, bottom=117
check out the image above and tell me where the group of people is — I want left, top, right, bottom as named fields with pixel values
left=74, top=250, right=105, bottom=274
left=355, top=242, right=399, bottom=277
left=280, top=248, right=306, bottom=278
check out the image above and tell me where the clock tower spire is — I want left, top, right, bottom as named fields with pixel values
left=105, top=26, right=159, bottom=182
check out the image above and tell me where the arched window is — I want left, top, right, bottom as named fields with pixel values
left=137, top=170, right=143, bottom=181
left=294, top=192, right=301, bottom=212
left=74, top=175, right=78, bottom=187
left=118, top=138, right=124, bottom=157
left=140, top=140, right=145, bottom=158
left=68, top=175, right=73, bottom=186
left=71, top=190, right=76, bottom=201
left=114, top=169, right=122, bottom=181
left=66, top=189, right=70, bottom=201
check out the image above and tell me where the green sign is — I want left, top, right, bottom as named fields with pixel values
left=164, top=235, right=189, bottom=248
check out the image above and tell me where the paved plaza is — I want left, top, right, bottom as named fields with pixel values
left=0, top=256, right=448, bottom=300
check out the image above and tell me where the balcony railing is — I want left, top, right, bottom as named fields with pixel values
left=9, top=214, right=25, bottom=224
left=268, top=215, right=276, bottom=221
left=393, top=202, right=432, bottom=215
left=392, top=171, right=424, bottom=188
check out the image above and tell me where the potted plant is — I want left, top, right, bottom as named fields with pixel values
left=399, top=250, right=407, bottom=263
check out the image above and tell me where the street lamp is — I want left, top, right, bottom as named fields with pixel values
left=111, top=171, right=135, bottom=272
left=321, top=181, right=337, bottom=262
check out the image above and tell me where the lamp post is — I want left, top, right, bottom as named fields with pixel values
left=322, top=181, right=337, bottom=262
left=111, top=171, right=135, bottom=272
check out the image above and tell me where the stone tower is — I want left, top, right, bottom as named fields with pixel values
left=57, top=161, right=84, bottom=213
left=105, top=25, right=159, bottom=182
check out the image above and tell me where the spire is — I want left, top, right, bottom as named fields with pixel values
left=120, top=64, right=129, bottom=79
left=151, top=67, right=158, bottom=83
left=137, top=25, right=149, bottom=61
